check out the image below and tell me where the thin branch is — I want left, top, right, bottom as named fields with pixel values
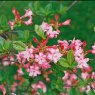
left=66, top=1, right=78, bottom=12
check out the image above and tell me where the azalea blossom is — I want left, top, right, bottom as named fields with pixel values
left=2, top=56, right=14, bottom=66
left=62, top=71, right=77, bottom=86
left=47, top=29, right=60, bottom=38
left=27, top=63, right=41, bottom=77
left=35, top=52, right=47, bottom=64
left=92, top=43, right=95, bottom=54
left=58, top=40, right=69, bottom=50
left=17, top=48, right=34, bottom=62
left=11, top=93, right=16, bottom=95
left=51, top=14, right=71, bottom=29
left=47, top=48, right=62, bottom=63
left=41, top=22, right=52, bottom=32
left=60, top=92, right=69, bottom=95
left=17, top=68, right=24, bottom=75
left=8, top=8, right=33, bottom=30
left=81, top=72, right=90, bottom=80
left=0, top=84, right=6, bottom=95
left=31, top=81, right=47, bottom=94
left=11, top=82, right=17, bottom=92
left=41, top=22, right=60, bottom=38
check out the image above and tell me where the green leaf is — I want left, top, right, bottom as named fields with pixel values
left=0, top=37, right=5, bottom=52
left=0, top=36, right=5, bottom=45
left=38, top=89, right=44, bottom=95
left=0, top=15, right=8, bottom=27
left=56, top=78, right=63, bottom=92
left=88, top=90, right=95, bottom=95
left=45, top=3, right=52, bottom=11
left=57, top=58, right=69, bottom=67
left=24, top=30, right=30, bottom=41
left=13, top=41, right=26, bottom=51
left=67, top=50, right=74, bottom=65
left=68, top=87, right=77, bottom=95
left=59, top=5, right=68, bottom=14
left=0, top=44, right=3, bottom=52
left=35, top=24, right=46, bottom=39
left=3, top=40, right=11, bottom=51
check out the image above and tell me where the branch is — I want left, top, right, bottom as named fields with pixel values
left=66, top=1, right=78, bottom=12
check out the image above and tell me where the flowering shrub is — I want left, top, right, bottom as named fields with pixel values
left=0, top=6, right=95, bottom=95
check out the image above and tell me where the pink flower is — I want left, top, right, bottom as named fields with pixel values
left=70, top=74, right=77, bottom=81
left=27, top=63, right=41, bottom=77
left=47, top=48, right=62, bottom=63
left=11, top=93, right=16, bottom=95
left=91, top=72, right=95, bottom=79
left=17, top=48, right=34, bottom=62
left=51, top=14, right=71, bottom=29
left=59, top=19, right=71, bottom=26
left=11, top=82, right=17, bottom=92
left=80, top=87, right=86, bottom=92
left=17, top=68, right=24, bottom=75
left=60, top=92, right=69, bottom=95
left=32, top=81, right=47, bottom=93
left=70, top=39, right=90, bottom=68
left=47, top=29, right=60, bottom=38
left=17, top=52, right=26, bottom=63
left=92, top=43, right=95, bottom=54
left=41, top=62, right=51, bottom=69
left=58, top=40, right=69, bottom=50
left=70, top=39, right=83, bottom=50
left=8, top=8, right=33, bottom=30
left=41, top=22, right=60, bottom=38
left=0, top=84, right=6, bottom=95
left=8, top=21, right=15, bottom=30
left=22, top=48, right=34, bottom=61
left=75, top=56, right=89, bottom=68
left=11, top=92, right=16, bottom=95
left=23, top=16, right=32, bottom=25
left=20, top=9, right=32, bottom=18
left=2, top=56, right=14, bottom=66
left=41, top=22, right=52, bottom=32
left=62, top=71, right=77, bottom=86
left=35, top=52, right=47, bottom=64
left=23, top=62, right=30, bottom=69
left=62, top=71, right=70, bottom=81
left=81, top=72, right=90, bottom=80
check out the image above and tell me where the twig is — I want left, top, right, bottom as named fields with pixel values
left=66, top=1, right=78, bottom=12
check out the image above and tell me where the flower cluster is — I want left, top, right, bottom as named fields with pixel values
left=41, top=14, right=70, bottom=38
left=16, top=43, right=62, bottom=78
left=1, top=7, right=95, bottom=95
left=8, top=8, right=33, bottom=30
left=31, top=81, right=46, bottom=94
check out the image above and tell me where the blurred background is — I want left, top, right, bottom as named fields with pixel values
left=0, top=1, right=95, bottom=49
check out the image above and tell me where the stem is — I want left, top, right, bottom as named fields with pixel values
left=66, top=1, right=78, bottom=12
